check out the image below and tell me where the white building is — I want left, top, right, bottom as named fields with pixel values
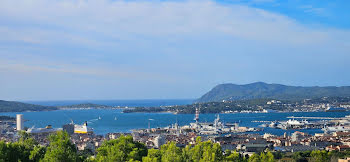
left=16, top=114, right=23, bottom=131
left=153, top=135, right=166, bottom=149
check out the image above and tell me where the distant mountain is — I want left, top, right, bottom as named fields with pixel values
left=58, top=103, right=112, bottom=109
left=197, top=82, right=350, bottom=102
left=0, top=100, right=58, bottom=112
left=0, top=100, right=116, bottom=112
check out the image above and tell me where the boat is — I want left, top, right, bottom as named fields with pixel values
left=286, top=119, right=303, bottom=126
left=322, top=126, right=348, bottom=133
left=269, top=122, right=277, bottom=128
left=98, top=116, right=101, bottom=120
left=74, top=121, right=93, bottom=134
left=26, top=125, right=62, bottom=134
left=114, top=117, right=117, bottom=120
left=259, top=124, right=268, bottom=127
left=326, top=107, right=346, bottom=112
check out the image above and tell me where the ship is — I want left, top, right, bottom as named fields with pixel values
left=74, top=121, right=93, bottom=134
left=326, top=107, right=346, bottom=112
left=26, top=125, right=62, bottom=134
left=322, top=126, right=349, bottom=133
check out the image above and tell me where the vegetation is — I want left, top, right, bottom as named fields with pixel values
left=0, top=100, right=57, bottom=112
left=0, top=131, right=44, bottom=162
left=96, top=135, right=147, bottom=161
left=43, top=131, right=78, bottom=161
left=2, top=132, right=350, bottom=162
left=197, top=82, right=350, bottom=102
left=124, top=99, right=272, bottom=113
left=124, top=96, right=350, bottom=114
left=0, top=100, right=113, bottom=112
left=123, top=107, right=166, bottom=113
left=58, top=103, right=112, bottom=109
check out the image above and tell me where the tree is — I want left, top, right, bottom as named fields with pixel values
left=248, top=153, right=260, bottom=162
left=191, top=137, right=204, bottom=162
left=225, top=150, right=245, bottom=162
left=160, top=141, right=182, bottom=162
left=260, top=151, right=274, bottom=162
left=18, top=131, right=38, bottom=162
left=0, top=141, right=7, bottom=161
left=310, top=150, right=329, bottom=162
left=292, top=151, right=310, bottom=162
left=200, top=142, right=223, bottom=162
left=42, top=131, right=78, bottom=162
left=96, top=135, right=147, bottom=162
left=142, top=148, right=161, bottom=162
left=29, top=145, right=46, bottom=161
left=0, top=131, right=40, bottom=162
left=182, top=145, right=192, bottom=162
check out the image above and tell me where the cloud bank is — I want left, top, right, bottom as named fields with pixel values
left=0, top=0, right=349, bottom=100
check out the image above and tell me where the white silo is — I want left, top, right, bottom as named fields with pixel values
left=16, top=114, right=23, bottom=131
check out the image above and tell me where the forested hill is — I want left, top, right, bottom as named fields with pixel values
left=0, top=100, right=57, bottom=112
left=197, top=82, right=350, bottom=102
left=58, top=103, right=111, bottom=109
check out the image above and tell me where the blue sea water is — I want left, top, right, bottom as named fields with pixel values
left=1, top=108, right=349, bottom=136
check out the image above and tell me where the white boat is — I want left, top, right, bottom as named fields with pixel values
left=286, top=119, right=303, bottom=126
left=26, top=125, right=62, bottom=134
left=269, top=122, right=277, bottom=128
left=74, top=122, right=93, bottom=134
left=259, top=124, right=268, bottom=127
left=322, top=126, right=349, bottom=133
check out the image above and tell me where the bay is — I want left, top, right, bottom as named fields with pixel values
left=1, top=109, right=349, bottom=136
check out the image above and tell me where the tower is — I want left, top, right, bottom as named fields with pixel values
left=16, top=114, right=23, bottom=131
left=194, top=106, right=200, bottom=122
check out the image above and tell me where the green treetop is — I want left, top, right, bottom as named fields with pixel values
left=42, top=131, right=78, bottom=162
left=96, top=135, right=147, bottom=162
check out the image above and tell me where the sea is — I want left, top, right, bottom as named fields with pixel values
left=1, top=99, right=349, bottom=136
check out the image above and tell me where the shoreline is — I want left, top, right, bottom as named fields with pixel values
left=0, top=107, right=345, bottom=114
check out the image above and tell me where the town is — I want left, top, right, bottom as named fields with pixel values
left=124, top=97, right=350, bottom=114
left=2, top=108, right=350, bottom=161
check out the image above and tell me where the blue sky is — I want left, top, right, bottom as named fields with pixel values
left=0, top=0, right=349, bottom=100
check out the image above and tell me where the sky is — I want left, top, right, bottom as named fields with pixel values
left=0, top=0, right=349, bottom=101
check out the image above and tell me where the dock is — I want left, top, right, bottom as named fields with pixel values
left=287, top=116, right=337, bottom=120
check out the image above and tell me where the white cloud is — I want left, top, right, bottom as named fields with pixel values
left=0, top=0, right=348, bottom=47
left=0, top=58, right=183, bottom=83
left=0, top=0, right=349, bottom=100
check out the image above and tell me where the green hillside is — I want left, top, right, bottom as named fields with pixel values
left=0, top=100, right=57, bottom=112
left=58, top=103, right=111, bottom=109
left=197, top=82, right=350, bottom=102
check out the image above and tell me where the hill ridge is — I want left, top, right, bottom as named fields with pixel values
left=197, top=82, right=350, bottom=102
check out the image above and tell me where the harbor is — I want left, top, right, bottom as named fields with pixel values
left=2, top=107, right=350, bottom=159
left=1, top=109, right=350, bottom=135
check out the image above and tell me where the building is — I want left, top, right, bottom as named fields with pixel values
left=63, top=123, right=75, bottom=135
left=153, top=135, right=166, bottom=149
left=16, top=114, right=23, bottom=131
left=291, top=131, right=305, bottom=142
left=338, top=157, right=350, bottom=162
